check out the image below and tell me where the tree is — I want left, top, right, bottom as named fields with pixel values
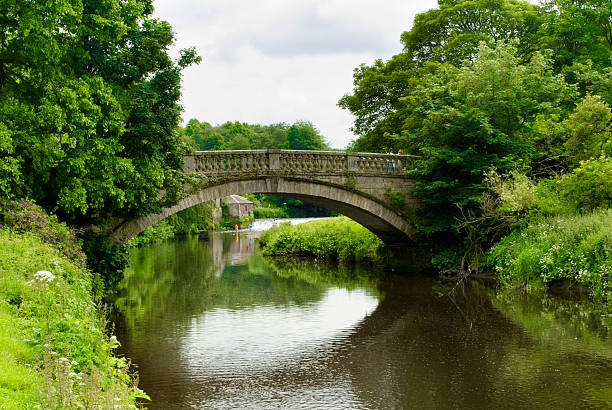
left=0, top=0, right=200, bottom=223
left=564, top=94, right=612, bottom=163
left=184, top=119, right=222, bottom=150
left=251, top=123, right=288, bottom=149
left=541, top=0, right=612, bottom=69
left=402, top=0, right=543, bottom=66
left=405, top=45, right=574, bottom=232
left=285, top=121, right=329, bottom=150
left=339, top=0, right=544, bottom=153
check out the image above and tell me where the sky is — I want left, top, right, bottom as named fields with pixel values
left=152, top=0, right=441, bottom=149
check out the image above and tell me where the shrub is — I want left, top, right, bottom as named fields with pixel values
left=488, top=209, right=612, bottom=300
left=0, top=199, right=86, bottom=268
left=128, top=219, right=176, bottom=247
left=81, top=232, right=129, bottom=291
left=557, top=156, right=612, bottom=213
left=259, top=216, right=385, bottom=264
left=253, top=207, right=288, bottom=219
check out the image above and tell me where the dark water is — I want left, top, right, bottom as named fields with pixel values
left=111, top=233, right=611, bottom=409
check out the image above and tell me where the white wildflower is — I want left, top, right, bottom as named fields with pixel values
left=34, top=270, right=55, bottom=283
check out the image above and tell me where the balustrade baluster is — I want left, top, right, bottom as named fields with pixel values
left=255, top=153, right=261, bottom=170
left=247, top=153, right=253, bottom=171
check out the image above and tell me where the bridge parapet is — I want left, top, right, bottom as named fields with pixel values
left=184, top=150, right=415, bottom=176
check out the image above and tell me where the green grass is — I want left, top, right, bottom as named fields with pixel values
left=0, top=229, right=144, bottom=408
left=488, top=209, right=611, bottom=301
left=253, top=207, right=288, bottom=219
left=259, top=216, right=385, bottom=264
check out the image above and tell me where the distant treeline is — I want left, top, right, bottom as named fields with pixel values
left=182, top=119, right=330, bottom=151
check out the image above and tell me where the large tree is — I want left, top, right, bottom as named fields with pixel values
left=339, top=0, right=544, bottom=153
left=403, top=44, right=575, bottom=235
left=0, top=0, right=199, bottom=223
left=541, top=0, right=612, bottom=69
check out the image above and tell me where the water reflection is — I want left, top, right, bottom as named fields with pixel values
left=112, top=234, right=611, bottom=409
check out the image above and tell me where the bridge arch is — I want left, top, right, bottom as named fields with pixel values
left=111, top=176, right=416, bottom=245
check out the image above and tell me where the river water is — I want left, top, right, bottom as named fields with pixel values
left=111, top=230, right=611, bottom=409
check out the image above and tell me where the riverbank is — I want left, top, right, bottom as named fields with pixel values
left=0, top=228, right=145, bottom=408
left=488, top=209, right=611, bottom=301
left=259, top=216, right=385, bottom=264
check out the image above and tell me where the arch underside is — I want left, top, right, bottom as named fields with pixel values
left=111, top=177, right=416, bottom=245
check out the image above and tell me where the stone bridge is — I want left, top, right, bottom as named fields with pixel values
left=111, top=150, right=419, bottom=245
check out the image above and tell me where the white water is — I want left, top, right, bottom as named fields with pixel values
left=249, top=217, right=331, bottom=232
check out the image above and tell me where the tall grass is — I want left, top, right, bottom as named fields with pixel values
left=253, top=207, right=288, bottom=219
left=0, top=229, right=146, bottom=407
left=259, top=216, right=385, bottom=264
left=488, top=209, right=611, bottom=300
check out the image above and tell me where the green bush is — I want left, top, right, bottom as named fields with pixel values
left=0, top=199, right=86, bottom=268
left=81, top=232, right=129, bottom=291
left=253, top=207, right=288, bottom=219
left=489, top=158, right=612, bottom=220
left=220, top=215, right=254, bottom=230
left=259, top=216, right=385, bottom=264
left=488, top=209, right=612, bottom=300
left=165, top=201, right=215, bottom=234
left=557, top=157, right=612, bottom=213
left=128, top=219, right=176, bottom=248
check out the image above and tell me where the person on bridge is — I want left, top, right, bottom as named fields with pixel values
left=386, top=149, right=395, bottom=172
left=396, top=149, right=403, bottom=173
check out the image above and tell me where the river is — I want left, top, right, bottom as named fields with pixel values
left=111, top=226, right=611, bottom=409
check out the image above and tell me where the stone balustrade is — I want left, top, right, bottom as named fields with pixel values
left=184, top=150, right=413, bottom=176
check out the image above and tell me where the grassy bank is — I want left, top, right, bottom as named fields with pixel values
left=488, top=209, right=611, bottom=301
left=259, top=216, right=385, bottom=264
left=0, top=229, right=145, bottom=408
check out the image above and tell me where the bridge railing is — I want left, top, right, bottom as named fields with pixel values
left=184, top=150, right=414, bottom=176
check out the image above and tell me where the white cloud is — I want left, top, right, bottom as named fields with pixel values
left=152, top=0, right=439, bottom=148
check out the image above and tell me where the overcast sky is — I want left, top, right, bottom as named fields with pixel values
left=152, top=0, right=444, bottom=148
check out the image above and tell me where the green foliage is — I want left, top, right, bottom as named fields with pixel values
left=81, top=232, right=128, bottom=290
left=490, top=158, right=612, bottom=219
left=564, top=94, right=612, bottom=163
left=339, top=0, right=612, bottom=276
left=406, top=44, right=573, bottom=235
left=557, top=157, right=612, bottom=212
left=128, top=219, right=176, bottom=248
left=488, top=209, right=612, bottom=300
left=0, top=230, right=143, bottom=408
left=542, top=0, right=612, bottom=69
left=0, top=199, right=86, bottom=268
left=259, top=217, right=385, bottom=264
left=402, top=0, right=543, bottom=66
left=339, top=0, right=544, bottom=152
left=166, top=201, right=215, bottom=234
left=0, top=0, right=200, bottom=224
left=183, top=118, right=329, bottom=151
left=253, top=207, right=288, bottom=219
left=285, top=121, right=329, bottom=150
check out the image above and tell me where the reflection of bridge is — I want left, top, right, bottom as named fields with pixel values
left=111, top=150, right=419, bottom=245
